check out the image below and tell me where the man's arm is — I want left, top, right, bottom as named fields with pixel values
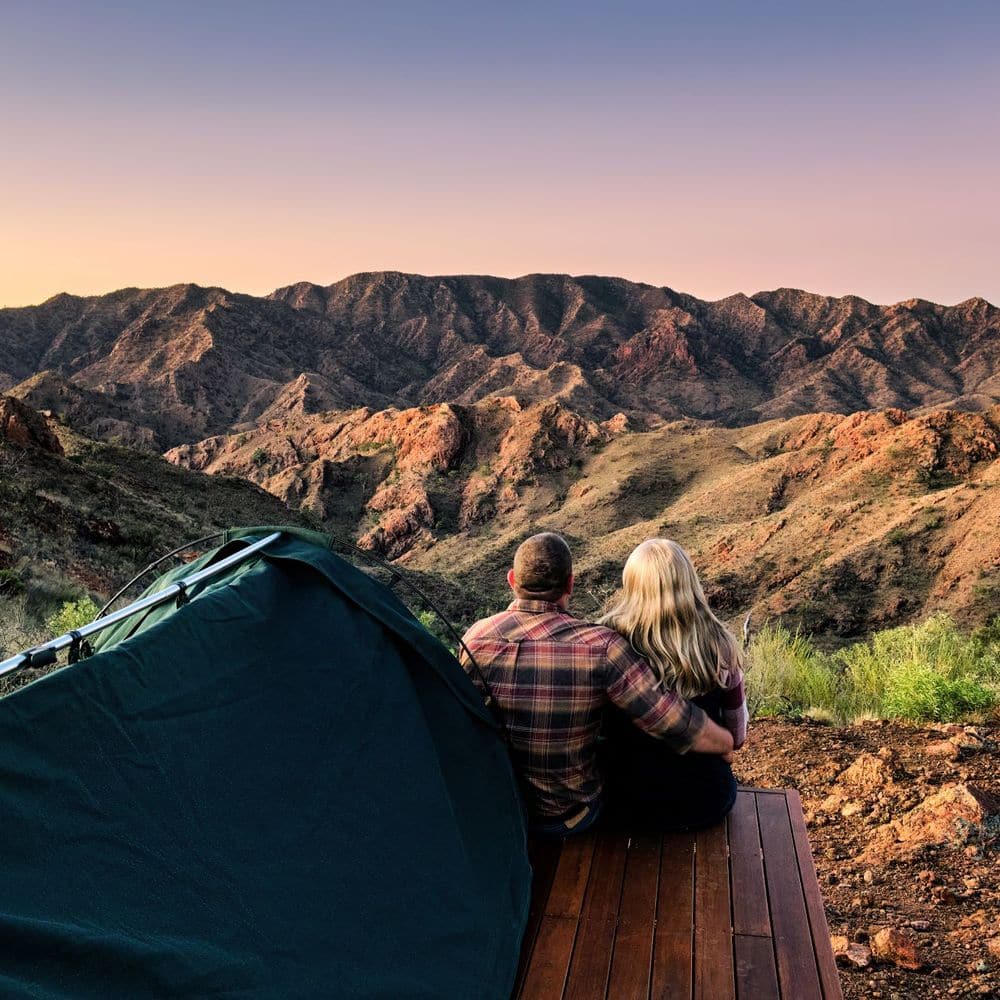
left=604, top=633, right=732, bottom=755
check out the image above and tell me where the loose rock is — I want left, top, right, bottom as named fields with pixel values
left=872, top=927, right=922, bottom=970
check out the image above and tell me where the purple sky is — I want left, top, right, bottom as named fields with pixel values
left=2, top=0, right=998, bottom=306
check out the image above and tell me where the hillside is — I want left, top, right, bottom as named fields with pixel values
left=166, top=397, right=1000, bottom=637
left=0, top=395, right=307, bottom=622
left=2, top=270, right=997, bottom=643
left=2, top=274, right=998, bottom=449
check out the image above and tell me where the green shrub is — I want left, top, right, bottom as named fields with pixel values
left=883, top=669, right=996, bottom=722
left=356, top=440, right=392, bottom=455
left=251, top=448, right=269, bottom=468
left=746, top=623, right=841, bottom=718
left=416, top=609, right=454, bottom=650
left=46, top=597, right=100, bottom=636
left=747, top=612, right=999, bottom=723
left=885, top=525, right=908, bottom=546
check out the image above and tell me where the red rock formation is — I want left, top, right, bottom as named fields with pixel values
left=0, top=396, right=64, bottom=455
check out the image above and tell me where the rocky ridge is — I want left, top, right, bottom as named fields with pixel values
left=3, top=274, right=997, bottom=448
left=167, top=399, right=1000, bottom=635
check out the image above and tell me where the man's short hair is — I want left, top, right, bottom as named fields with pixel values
left=512, top=533, right=573, bottom=601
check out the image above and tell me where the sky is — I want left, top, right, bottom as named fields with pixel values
left=1, top=0, right=998, bottom=307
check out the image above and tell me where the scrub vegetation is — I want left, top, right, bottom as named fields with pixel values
left=747, top=613, right=1000, bottom=723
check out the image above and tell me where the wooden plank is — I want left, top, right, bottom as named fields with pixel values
left=562, top=831, right=629, bottom=1000
left=785, top=789, right=844, bottom=1000
left=513, top=837, right=563, bottom=997
left=518, top=834, right=597, bottom=1000
left=735, top=935, right=780, bottom=1000
left=606, top=832, right=661, bottom=1000
left=693, top=820, right=736, bottom=1000
left=756, top=792, right=823, bottom=1000
left=651, top=830, right=695, bottom=1000
left=546, top=832, right=599, bottom=919
left=727, top=790, right=771, bottom=937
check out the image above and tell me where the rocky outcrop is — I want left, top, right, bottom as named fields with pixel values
left=861, top=784, right=999, bottom=863
left=0, top=396, right=64, bottom=455
left=168, top=397, right=621, bottom=560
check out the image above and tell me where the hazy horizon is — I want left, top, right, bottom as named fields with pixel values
left=3, top=0, right=998, bottom=308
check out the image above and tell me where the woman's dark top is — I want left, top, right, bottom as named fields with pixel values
left=601, top=689, right=737, bottom=832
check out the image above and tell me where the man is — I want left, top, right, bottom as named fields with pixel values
left=459, top=532, right=734, bottom=836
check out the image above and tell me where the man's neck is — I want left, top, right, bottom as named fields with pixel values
left=511, top=593, right=571, bottom=612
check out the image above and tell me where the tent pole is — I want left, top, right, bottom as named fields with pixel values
left=0, top=531, right=283, bottom=681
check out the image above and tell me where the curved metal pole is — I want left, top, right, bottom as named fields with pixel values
left=98, top=531, right=227, bottom=617
left=0, top=532, right=282, bottom=680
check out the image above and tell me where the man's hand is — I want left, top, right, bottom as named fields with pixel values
left=689, top=717, right=734, bottom=756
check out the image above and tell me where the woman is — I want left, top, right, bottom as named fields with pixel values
left=598, top=538, right=748, bottom=831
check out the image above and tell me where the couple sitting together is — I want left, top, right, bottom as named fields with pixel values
left=460, top=533, right=748, bottom=836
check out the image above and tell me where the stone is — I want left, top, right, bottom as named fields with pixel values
left=839, top=751, right=897, bottom=793
left=926, top=740, right=961, bottom=760
left=831, top=935, right=873, bottom=969
left=872, top=927, right=922, bottom=970
left=861, top=784, right=999, bottom=863
left=931, top=886, right=958, bottom=905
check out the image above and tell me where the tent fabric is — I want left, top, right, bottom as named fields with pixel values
left=0, top=528, right=530, bottom=998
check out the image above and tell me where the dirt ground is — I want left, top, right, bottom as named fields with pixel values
left=732, top=718, right=1000, bottom=999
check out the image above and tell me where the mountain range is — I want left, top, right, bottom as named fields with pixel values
left=3, top=273, right=998, bottom=449
left=2, top=272, right=998, bottom=639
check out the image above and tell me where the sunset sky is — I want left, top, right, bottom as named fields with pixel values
left=2, top=0, right=998, bottom=307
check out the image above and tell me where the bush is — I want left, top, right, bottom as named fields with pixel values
left=746, top=623, right=841, bottom=718
left=837, top=613, right=997, bottom=718
left=251, top=448, right=269, bottom=468
left=883, top=670, right=996, bottom=722
left=356, top=440, right=391, bottom=455
left=0, top=568, right=25, bottom=597
left=416, top=609, right=453, bottom=649
left=747, top=613, right=999, bottom=723
left=46, top=597, right=101, bottom=636
left=0, top=595, right=46, bottom=660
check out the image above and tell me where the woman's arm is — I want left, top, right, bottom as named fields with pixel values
left=721, top=666, right=749, bottom=749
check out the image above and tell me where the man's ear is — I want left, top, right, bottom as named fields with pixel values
left=566, top=573, right=575, bottom=597
left=507, top=568, right=517, bottom=592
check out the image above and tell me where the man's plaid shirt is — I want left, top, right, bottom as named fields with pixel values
left=459, top=599, right=708, bottom=820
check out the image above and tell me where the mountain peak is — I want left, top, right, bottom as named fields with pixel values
left=2, top=272, right=997, bottom=448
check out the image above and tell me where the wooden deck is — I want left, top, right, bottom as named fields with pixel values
left=513, top=787, right=843, bottom=1000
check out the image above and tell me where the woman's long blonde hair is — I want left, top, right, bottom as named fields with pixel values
left=598, top=538, right=744, bottom=699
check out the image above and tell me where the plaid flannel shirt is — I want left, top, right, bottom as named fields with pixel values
left=459, top=599, right=707, bottom=819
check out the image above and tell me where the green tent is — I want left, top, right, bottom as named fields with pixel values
left=0, top=527, right=530, bottom=998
